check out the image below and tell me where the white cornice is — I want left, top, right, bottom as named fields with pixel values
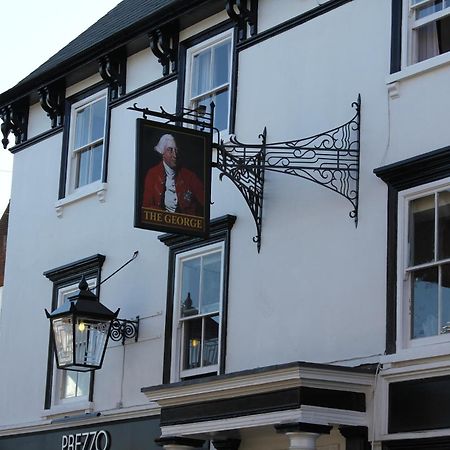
left=0, top=404, right=160, bottom=437
left=142, top=365, right=375, bottom=407
left=160, top=406, right=368, bottom=437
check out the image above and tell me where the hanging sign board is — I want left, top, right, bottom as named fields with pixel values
left=135, top=119, right=211, bottom=237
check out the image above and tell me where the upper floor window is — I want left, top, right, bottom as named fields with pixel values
left=176, top=243, right=223, bottom=378
left=43, top=254, right=105, bottom=412
left=159, top=215, right=235, bottom=383
left=185, top=30, right=232, bottom=133
left=67, top=90, right=107, bottom=193
left=408, top=0, right=450, bottom=64
left=406, top=187, right=450, bottom=340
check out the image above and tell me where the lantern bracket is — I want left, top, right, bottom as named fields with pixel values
left=110, top=316, right=140, bottom=345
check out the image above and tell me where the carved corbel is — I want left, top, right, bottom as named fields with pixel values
left=226, top=0, right=258, bottom=42
left=149, top=25, right=179, bottom=77
left=99, top=48, right=127, bottom=101
left=0, top=99, right=29, bottom=149
left=38, top=80, right=65, bottom=128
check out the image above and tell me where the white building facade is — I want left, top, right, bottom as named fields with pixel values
left=0, top=0, right=449, bottom=449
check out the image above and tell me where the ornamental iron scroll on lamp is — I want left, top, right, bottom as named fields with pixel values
left=128, top=96, right=361, bottom=252
left=45, top=252, right=140, bottom=372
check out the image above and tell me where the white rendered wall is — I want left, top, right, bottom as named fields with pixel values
left=383, top=64, right=450, bottom=165
left=258, top=0, right=334, bottom=32
left=126, top=48, right=163, bottom=93
left=224, top=0, right=390, bottom=371
left=1, top=0, right=443, bottom=432
left=27, top=102, right=50, bottom=139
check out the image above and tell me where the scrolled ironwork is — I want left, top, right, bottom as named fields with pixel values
left=215, top=130, right=266, bottom=252
left=110, top=317, right=140, bottom=345
left=264, top=96, right=361, bottom=224
left=127, top=96, right=361, bottom=252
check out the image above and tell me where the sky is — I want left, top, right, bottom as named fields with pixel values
left=0, top=0, right=122, bottom=214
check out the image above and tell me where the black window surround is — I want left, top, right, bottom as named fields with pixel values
left=58, top=82, right=111, bottom=200
left=176, top=20, right=238, bottom=135
left=43, top=254, right=105, bottom=409
left=374, top=145, right=450, bottom=354
left=390, top=0, right=403, bottom=74
left=158, top=215, right=236, bottom=384
left=383, top=436, right=450, bottom=450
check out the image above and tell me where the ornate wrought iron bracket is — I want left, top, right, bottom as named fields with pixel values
left=99, top=49, right=127, bottom=101
left=149, top=25, right=179, bottom=77
left=266, top=95, right=361, bottom=224
left=0, top=99, right=29, bottom=149
left=128, top=97, right=361, bottom=253
left=214, top=130, right=266, bottom=252
left=110, top=317, right=140, bottom=345
left=39, top=80, right=65, bottom=128
left=226, top=0, right=258, bottom=42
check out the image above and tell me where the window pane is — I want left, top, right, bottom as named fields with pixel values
left=91, top=144, right=103, bottom=183
left=192, top=49, right=211, bottom=97
left=416, top=1, right=443, bottom=19
left=214, top=89, right=229, bottom=132
left=438, top=190, right=450, bottom=259
left=76, top=149, right=90, bottom=188
left=91, top=97, right=106, bottom=142
left=409, top=195, right=435, bottom=266
left=201, top=252, right=221, bottom=313
left=181, top=257, right=201, bottom=317
left=62, top=371, right=77, bottom=398
left=76, top=372, right=90, bottom=397
left=183, top=318, right=202, bottom=370
left=437, top=14, right=450, bottom=53
left=417, top=22, right=441, bottom=61
left=441, top=264, right=450, bottom=333
left=212, top=41, right=231, bottom=88
left=74, top=106, right=90, bottom=149
left=411, top=267, right=438, bottom=338
left=203, top=315, right=219, bottom=366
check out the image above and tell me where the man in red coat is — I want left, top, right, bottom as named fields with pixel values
left=142, top=134, right=204, bottom=216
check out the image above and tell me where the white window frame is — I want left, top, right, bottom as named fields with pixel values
left=65, top=89, right=107, bottom=196
left=402, top=0, right=450, bottom=67
left=397, top=177, right=450, bottom=351
left=51, top=279, right=95, bottom=407
left=184, top=30, right=233, bottom=135
left=170, top=241, right=225, bottom=381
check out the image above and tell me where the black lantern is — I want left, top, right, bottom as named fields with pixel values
left=45, top=276, right=119, bottom=371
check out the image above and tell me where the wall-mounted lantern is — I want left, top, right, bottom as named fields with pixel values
left=45, top=276, right=119, bottom=372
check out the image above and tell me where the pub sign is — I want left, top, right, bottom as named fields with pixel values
left=135, top=119, right=211, bottom=237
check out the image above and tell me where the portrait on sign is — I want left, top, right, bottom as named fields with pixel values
left=135, top=119, right=211, bottom=237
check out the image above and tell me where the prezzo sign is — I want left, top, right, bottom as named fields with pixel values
left=61, top=430, right=110, bottom=450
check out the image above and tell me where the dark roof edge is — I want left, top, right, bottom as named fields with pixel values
left=141, top=360, right=378, bottom=394
left=0, top=0, right=212, bottom=108
left=374, top=145, right=450, bottom=191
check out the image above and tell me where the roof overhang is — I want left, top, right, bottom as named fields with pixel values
left=142, top=362, right=375, bottom=438
left=0, top=0, right=224, bottom=108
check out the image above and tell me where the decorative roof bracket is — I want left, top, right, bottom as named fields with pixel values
left=99, top=49, right=127, bottom=101
left=149, top=25, right=179, bottom=77
left=1, top=99, right=29, bottom=150
left=226, top=0, right=258, bottom=42
left=38, top=80, right=65, bottom=128
left=128, top=96, right=361, bottom=253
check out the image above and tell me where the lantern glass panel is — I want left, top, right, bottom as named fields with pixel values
left=75, top=317, right=111, bottom=368
left=52, top=316, right=74, bottom=366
